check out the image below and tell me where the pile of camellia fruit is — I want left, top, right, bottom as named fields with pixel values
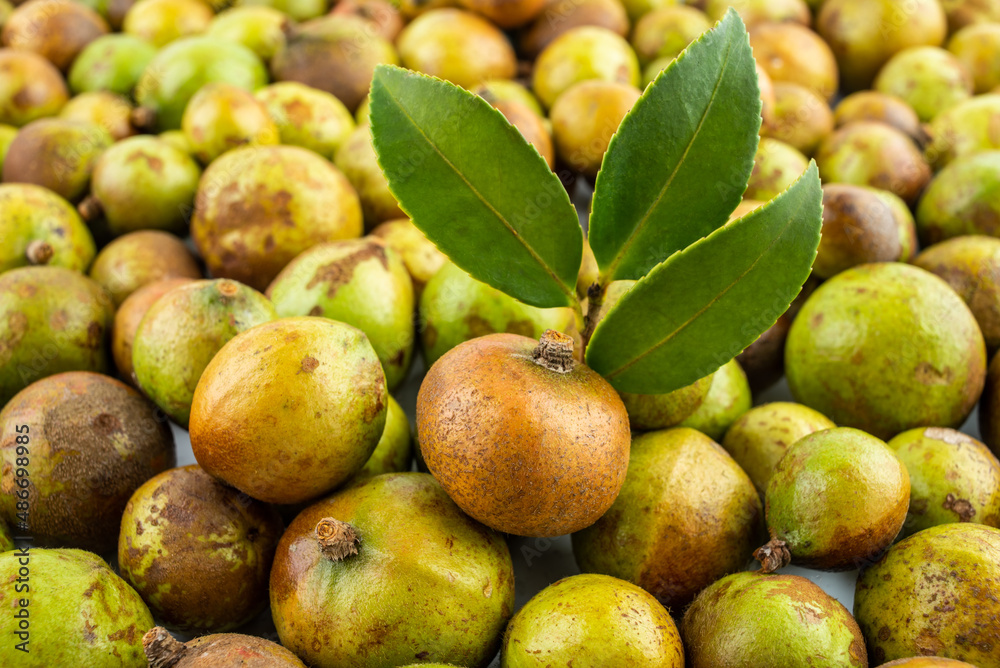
left=1, top=0, right=1000, bottom=665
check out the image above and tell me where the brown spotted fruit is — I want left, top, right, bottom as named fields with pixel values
left=88, top=230, right=201, bottom=307
left=678, top=358, right=753, bottom=441
left=755, top=427, right=910, bottom=573
left=744, top=137, right=809, bottom=202
left=397, top=8, right=516, bottom=89
left=924, top=94, right=1000, bottom=170
left=256, top=81, right=355, bottom=160
left=917, top=150, right=1000, bottom=244
left=181, top=81, right=279, bottom=165
left=1, top=0, right=109, bottom=72
left=192, top=144, right=363, bottom=291
left=500, top=574, right=684, bottom=667
left=573, top=427, right=763, bottom=611
left=0, top=549, right=154, bottom=667
left=132, top=279, right=277, bottom=427
left=0, top=266, right=114, bottom=406
left=123, top=0, right=213, bottom=48
left=334, top=124, right=404, bottom=228
left=371, top=218, right=447, bottom=298
left=2, top=119, right=113, bottom=202
left=330, top=0, right=404, bottom=43
left=266, top=239, right=414, bottom=390
left=458, top=0, right=544, bottom=27
left=748, top=21, right=839, bottom=100
left=887, top=427, right=1000, bottom=535
left=0, top=48, right=68, bottom=127
left=143, top=627, right=306, bottom=668
left=815, top=122, right=932, bottom=206
left=913, top=235, right=1000, bottom=351
left=787, top=264, right=986, bottom=440
left=735, top=312, right=790, bottom=393
left=112, top=278, right=196, bottom=386
left=0, top=371, right=175, bottom=554
left=704, top=0, right=810, bottom=26
left=84, top=135, right=201, bottom=238
left=191, top=317, right=387, bottom=504
left=854, top=523, right=1000, bottom=666
left=722, top=401, right=835, bottom=497
left=682, top=570, right=868, bottom=668
left=532, top=26, right=640, bottom=109
left=417, top=331, right=630, bottom=537
left=237, top=0, right=325, bottom=21
left=59, top=91, right=136, bottom=142
left=0, top=183, right=96, bottom=273
left=834, top=91, right=929, bottom=145
left=271, top=473, right=514, bottom=667
left=118, top=465, right=283, bottom=633
left=873, top=46, right=973, bottom=122
left=419, top=261, right=579, bottom=367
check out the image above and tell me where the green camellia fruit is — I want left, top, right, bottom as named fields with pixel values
left=0, top=549, right=154, bottom=667
left=267, top=239, right=415, bottom=390
left=786, top=263, right=986, bottom=439
left=678, top=358, right=752, bottom=441
left=873, top=46, right=973, bottom=122
left=68, top=33, right=158, bottom=96
left=206, top=6, right=288, bottom=61
left=350, top=394, right=412, bottom=482
left=0, top=184, right=95, bottom=273
left=256, top=81, right=355, bottom=160
left=334, top=124, right=404, bottom=228
left=181, top=81, right=279, bottom=164
left=918, top=150, right=1000, bottom=244
left=87, top=230, right=201, bottom=307
left=948, top=22, right=1000, bottom=93
left=925, top=94, right=1000, bottom=170
left=501, top=574, right=684, bottom=667
left=744, top=138, right=809, bottom=202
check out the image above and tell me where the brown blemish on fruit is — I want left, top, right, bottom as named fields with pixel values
left=915, top=362, right=952, bottom=385
left=300, top=356, right=319, bottom=373
left=942, top=493, right=976, bottom=521
left=306, top=245, right=388, bottom=298
left=91, top=412, right=122, bottom=435
left=86, top=321, right=103, bottom=349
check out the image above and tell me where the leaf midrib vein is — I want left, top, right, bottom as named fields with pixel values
left=604, top=35, right=736, bottom=280
left=383, top=83, right=575, bottom=304
left=607, top=196, right=809, bottom=378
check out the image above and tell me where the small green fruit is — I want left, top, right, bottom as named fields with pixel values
left=370, top=218, right=447, bottom=298
left=350, top=394, right=412, bottom=482
left=123, top=0, right=213, bottom=48
left=833, top=90, right=928, bottom=144
left=678, top=358, right=752, bottom=441
left=68, top=33, right=158, bottom=96
left=549, top=79, right=641, bottom=179
left=59, top=91, right=136, bottom=142
left=630, top=5, right=711, bottom=65
left=925, top=94, right=1000, bottom=170
left=949, top=22, right=1000, bottom=93
left=0, top=183, right=95, bottom=273
left=237, top=0, right=326, bottom=21
left=744, top=137, right=809, bottom=202
left=763, top=82, right=834, bottom=156
left=334, top=124, right=403, bottom=227
left=874, top=46, right=973, bottom=122
left=916, top=150, right=1000, bottom=244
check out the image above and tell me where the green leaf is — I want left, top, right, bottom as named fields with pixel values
left=588, top=8, right=760, bottom=283
left=585, top=162, right=823, bottom=395
left=369, top=65, right=582, bottom=309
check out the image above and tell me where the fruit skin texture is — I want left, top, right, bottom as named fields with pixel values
left=550, top=79, right=640, bottom=178
left=722, top=401, right=835, bottom=497
left=815, top=122, right=931, bottom=205
left=874, top=46, right=973, bottom=122
left=123, top=0, right=213, bottom=48
left=256, top=81, right=356, bottom=160
left=501, top=573, right=683, bottom=667
left=112, top=278, right=196, bottom=386
left=1, top=0, right=109, bottom=72
left=532, top=26, right=640, bottom=109
left=59, top=91, right=136, bottom=142
left=206, top=6, right=288, bottom=61
left=88, top=135, right=202, bottom=237
left=271, top=472, right=514, bottom=668
left=764, top=427, right=910, bottom=571
left=834, top=91, right=928, bottom=144
left=118, top=465, right=284, bottom=633
left=270, top=15, right=399, bottom=112
left=371, top=218, right=447, bottom=298
left=191, top=144, right=363, bottom=291
left=681, top=570, right=868, bottom=668
left=0, top=548, right=154, bottom=667
left=2, top=119, right=113, bottom=202
left=69, top=33, right=158, bottom=96
left=135, top=36, right=269, bottom=131
left=854, top=523, right=1000, bottom=666
left=917, top=150, right=1000, bottom=244
left=0, top=266, right=114, bottom=406
left=0, top=372, right=175, bottom=553
left=787, top=263, right=986, bottom=440
left=350, top=394, right=412, bottom=482
left=132, top=279, right=277, bottom=427
left=876, top=660, right=977, bottom=667
left=887, top=427, right=1000, bottom=535
left=334, top=124, right=404, bottom=228
left=266, top=239, right=415, bottom=390
left=191, top=317, right=387, bottom=505
left=678, top=358, right=752, bottom=440
left=397, top=8, right=516, bottom=89
left=181, top=81, right=279, bottom=165
left=913, top=235, right=1000, bottom=351
left=748, top=22, right=839, bottom=100
left=142, top=627, right=307, bottom=667
left=88, top=230, right=201, bottom=307
left=419, top=261, right=579, bottom=367
left=948, top=22, right=1000, bottom=93
left=744, top=137, right=809, bottom=202
left=0, top=48, right=68, bottom=127
left=925, top=94, right=1000, bottom=170
left=0, top=183, right=95, bottom=273
left=417, top=332, right=631, bottom=537
left=817, top=0, right=947, bottom=92
left=573, top=428, right=763, bottom=611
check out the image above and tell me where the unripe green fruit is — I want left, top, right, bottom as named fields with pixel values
left=501, top=574, right=683, bottom=667
left=874, top=46, right=973, bottom=122
left=206, top=6, right=287, bottom=61
left=68, top=33, right=158, bottom=96
left=181, top=81, right=279, bottom=164
left=132, top=279, right=277, bottom=427
left=0, top=122, right=13, bottom=170
left=237, top=0, right=326, bottom=21
left=2, top=119, right=112, bottom=202
left=949, top=22, right=1000, bottom=93
left=917, top=150, right=1000, bottom=244
left=925, top=94, right=1000, bottom=170
left=0, top=48, right=68, bottom=127
left=59, top=91, right=135, bottom=142
left=0, top=183, right=95, bottom=273
left=704, top=0, right=810, bottom=26
left=532, top=26, right=640, bottom=109
left=256, top=81, right=355, bottom=160
left=267, top=239, right=415, bottom=390
left=0, top=549, right=154, bottom=666
left=678, top=358, right=752, bottom=441
left=371, top=218, right=447, bottom=298
left=786, top=263, right=986, bottom=440
left=350, top=394, right=412, bottom=482
left=123, top=0, right=213, bottom=48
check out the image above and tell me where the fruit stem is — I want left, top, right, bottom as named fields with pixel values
left=25, top=240, right=54, bottom=265
left=532, top=329, right=576, bottom=373
left=143, top=626, right=188, bottom=668
left=754, top=538, right=792, bottom=574
left=130, top=107, right=157, bottom=133
left=580, top=282, right=605, bottom=351
left=77, top=195, right=104, bottom=223
left=316, top=517, right=360, bottom=561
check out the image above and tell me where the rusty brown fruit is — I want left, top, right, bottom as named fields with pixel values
left=142, top=627, right=307, bottom=667
left=2, top=119, right=112, bottom=202
left=1, top=0, right=109, bottom=71
left=764, top=81, right=835, bottom=156
left=417, top=331, right=631, bottom=537
left=749, top=21, right=839, bottom=100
